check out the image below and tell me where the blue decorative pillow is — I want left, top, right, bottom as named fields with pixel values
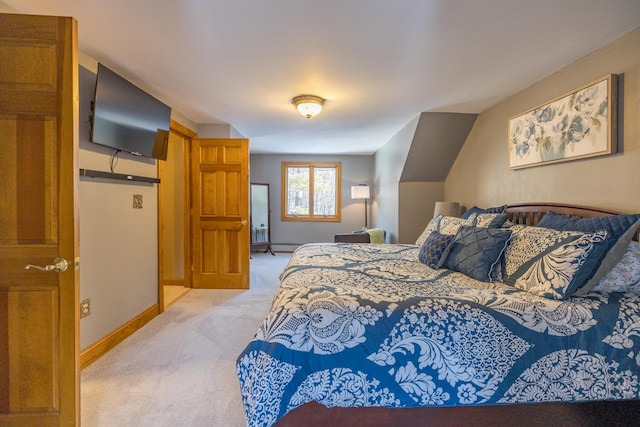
left=418, top=231, right=455, bottom=269
left=443, top=226, right=512, bottom=282
left=461, top=204, right=507, bottom=220
left=502, top=225, right=609, bottom=300
left=537, top=211, right=640, bottom=294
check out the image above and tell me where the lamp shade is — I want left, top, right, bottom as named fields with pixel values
left=292, top=94, right=324, bottom=118
left=433, top=201, right=460, bottom=218
left=351, top=185, right=370, bottom=199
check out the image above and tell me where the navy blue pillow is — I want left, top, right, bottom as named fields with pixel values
left=443, top=226, right=512, bottom=282
left=537, top=212, right=640, bottom=246
left=461, top=205, right=507, bottom=220
left=418, top=231, right=455, bottom=269
left=537, top=211, right=640, bottom=293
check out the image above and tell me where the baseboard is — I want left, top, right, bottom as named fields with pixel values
left=163, top=278, right=184, bottom=286
left=270, top=243, right=299, bottom=252
left=80, top=304, right=160, bottom=369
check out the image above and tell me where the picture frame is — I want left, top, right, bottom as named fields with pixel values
left=508, top=74, right=617, bottom=169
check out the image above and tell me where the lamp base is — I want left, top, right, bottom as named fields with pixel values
left=364, top=199, right=368, bottom=229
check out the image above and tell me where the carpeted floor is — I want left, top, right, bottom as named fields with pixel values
left=81, top=253, right=291, bottom=427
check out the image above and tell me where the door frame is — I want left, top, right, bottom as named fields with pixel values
left=158, top=120, right=196, bottom=312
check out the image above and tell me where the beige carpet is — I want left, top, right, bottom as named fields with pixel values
left=81, top=253, right=291, bottom=427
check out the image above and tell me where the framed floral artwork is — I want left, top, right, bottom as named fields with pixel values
left=508, top=74, right=617, bottom=169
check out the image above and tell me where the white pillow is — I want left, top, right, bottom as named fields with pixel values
left=415, top=216, right=441, bottom=246
left=415, top=215, right=476, bottom=246
left=593, top=241, right=640, bottom=294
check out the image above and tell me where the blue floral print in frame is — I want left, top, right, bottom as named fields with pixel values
left=508, top=74, right=617, bottom=169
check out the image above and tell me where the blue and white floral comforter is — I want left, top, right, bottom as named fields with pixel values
left=236, top=243, right=640, bottom=427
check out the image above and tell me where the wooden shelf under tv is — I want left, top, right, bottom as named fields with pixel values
left=79, top=168, right=161, bottom=184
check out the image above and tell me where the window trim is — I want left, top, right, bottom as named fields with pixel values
left=281, top=161, right=342, bottom=222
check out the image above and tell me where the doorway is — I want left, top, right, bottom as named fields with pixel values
left=158, top=121, right=195, bottom=310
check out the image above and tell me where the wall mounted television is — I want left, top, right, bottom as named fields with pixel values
left=90, top=63, right=171, bottom=160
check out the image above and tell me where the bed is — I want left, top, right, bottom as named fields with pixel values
left=237, top=203, right=640, bottom=426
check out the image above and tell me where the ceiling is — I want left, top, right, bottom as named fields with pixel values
left=2, top=1, right=640, bottom=155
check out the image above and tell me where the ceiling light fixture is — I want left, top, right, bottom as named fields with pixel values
left=292, top=94, right=324, bottom=118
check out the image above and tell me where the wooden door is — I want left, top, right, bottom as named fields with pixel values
left=191, top=138, right=249, bottom=289
left=0, top=14, right=79, bottom=427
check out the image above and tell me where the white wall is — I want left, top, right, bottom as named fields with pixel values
left=0, top=1, right=16, bottom=12
left=446, top=28, right=640, bottom=214
left=398, top=182, right=444, bottom=244
left=197, top=124, right=235, bottom=138
left=78, top=61, right=160, bottom=349
left=373, top=116, right=419, bottom=243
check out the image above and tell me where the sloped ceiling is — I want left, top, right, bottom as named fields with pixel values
left=400, top=113, right=477, bottom=182
left=1, top=0, right=639, bottom=155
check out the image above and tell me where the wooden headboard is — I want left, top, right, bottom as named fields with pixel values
left=504, top=202, right=639, bottom=241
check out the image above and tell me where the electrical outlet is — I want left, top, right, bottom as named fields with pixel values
left=80, top=298, right=91, bottom=318
left=133, top=194, right=143, bottom=209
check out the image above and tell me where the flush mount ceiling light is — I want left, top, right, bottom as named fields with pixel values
left=292, top=94, right=324, bottom=118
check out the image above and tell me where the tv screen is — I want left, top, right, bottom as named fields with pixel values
left=90, top=63, right=171, bottom=160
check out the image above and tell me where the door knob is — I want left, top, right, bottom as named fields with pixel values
left=25, top=257, right=69, bottom=273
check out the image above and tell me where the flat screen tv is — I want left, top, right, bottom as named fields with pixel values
left=90, top=63, right=171, bottom=160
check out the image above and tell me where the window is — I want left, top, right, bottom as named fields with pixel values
left=281, top=161, right=341, bottom=222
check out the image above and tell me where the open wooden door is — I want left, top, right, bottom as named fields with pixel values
left=191, top=138, right=249, bottom=289
left=0, top=14, right=79, bottom=426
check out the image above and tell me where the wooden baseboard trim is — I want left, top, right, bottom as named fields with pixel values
left=163, top=278, right=184, bottom=286
left=80, top=304, right=159, bottom=369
